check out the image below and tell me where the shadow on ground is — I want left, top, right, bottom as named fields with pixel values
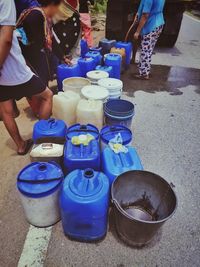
left=122, top=64, right=200, bottom=97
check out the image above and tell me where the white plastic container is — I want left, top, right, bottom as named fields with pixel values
left=17, top=162, right=64, bottom=227
left=63, top=77, right=91, bottom=95
left=81, top=85, right=109, bottom=101
left=52, top=91, right=80, bottom=126
left=98, top=78, right=123, bottom=99
left=86, top=70, right=109, bottom=84
left=76, top=99, right=103, bottom=129
left=30, top=143, right=64, bottom=165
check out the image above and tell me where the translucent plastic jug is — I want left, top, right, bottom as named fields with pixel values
left=60, top=169, right=109, bottom=241
left=53, top=91, right=80, bottom=126
left=76, top=99, right=103, bottom=129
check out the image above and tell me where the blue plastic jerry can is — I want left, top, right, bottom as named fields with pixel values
left=99, top=38, right=116, bottom=55
left=64, top=139, right=101, bottom=173
left=80, top=39, right=89, bottom=58
left=105, top=53, right=122, bottom=79
left=32, top=118, right=67, bottom=143
left=57, top=64, right=81, bottom=91
left=102, top=146, right=143, bottom=185
left=85, top=51, right=102, bottom=66
left=60, top=168, right=109, bottom=241
left=78, top=57, right=96, bottom=77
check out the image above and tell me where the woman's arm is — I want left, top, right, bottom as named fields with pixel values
left=134, top=13, right=149, bottom=40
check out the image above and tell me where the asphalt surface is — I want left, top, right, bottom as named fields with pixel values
left=0, top=14, right=200, bottom=267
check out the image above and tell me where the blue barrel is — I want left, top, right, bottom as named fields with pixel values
left=64, top=139, right=100, bottom=172
left=95, top=65, right=113, bottom=78
left=17, top=162, right=64, bottom=227
left=57, top=64, right=81, bottom=91
left=80, top=39, right=89, bottom=58
left=78, top=57, right=96, bottom=77
left=66, top=124, right=99, bottom=140
left=33, top=118, right=67, bottom=143
left=85, top=51, right=102, bottom=66
left=115, top=41, right=133, bottom=66
left=89, top=46, right=103, bottom=54
left=99, top=38, right=116, bottom=55
left=102, top=147, right=143, bottom=185
left=60, top=168, right=109, bottom=241
left=100, top=125, right=132, bottom=148
left=104, top=100, right=135, bottom=129
left=105, top=53, right=122, bottom=79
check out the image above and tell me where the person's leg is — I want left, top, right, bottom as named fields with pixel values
left=34, top=87, right=53, bottom=120
left=0, top=100, right=26, bottom=153
left=138, top=33, right=151, bottom=77
left=139, top=26, right=163, bottom=77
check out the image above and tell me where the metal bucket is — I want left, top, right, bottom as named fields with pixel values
left=111, top=171, right=177, bottom=246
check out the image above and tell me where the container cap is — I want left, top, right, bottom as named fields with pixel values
left=81, top=85, right=109, bottom=100
left=100, top=125, right=133, bottom=145
left=17, top=162, right=64, bottom=198
left=66, top=124, right=99, bottom=140
left=68, top=169, right=103, bottom=197
left=98, top=78, right=123, bottom=90
left=87, top=70, right=109, bottom=80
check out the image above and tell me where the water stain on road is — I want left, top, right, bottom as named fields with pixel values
left=122, top=64, right=200, bottom=97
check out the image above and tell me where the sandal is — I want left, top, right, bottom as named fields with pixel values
left=134, top=74, right=150, bottom=80
left=17, top=139, right=33, bottom=156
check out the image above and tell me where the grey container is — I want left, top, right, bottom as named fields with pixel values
left=111, top=170, right=177, bottom=247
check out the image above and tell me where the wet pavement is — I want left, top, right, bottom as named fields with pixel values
left=0, top=14, right=200, bottom=267
left=122, top=64, right=200, bottom=96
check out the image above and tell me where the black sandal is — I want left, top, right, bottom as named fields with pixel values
left=134, top=74, right=150, bottom=80
left=18, top=139, right=33, bottom=156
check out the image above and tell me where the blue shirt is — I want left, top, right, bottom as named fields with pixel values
left=138, top=0, right=165, bottom=35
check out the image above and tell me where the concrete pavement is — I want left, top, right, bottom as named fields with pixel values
left=0, top=14, right=200, bottom=267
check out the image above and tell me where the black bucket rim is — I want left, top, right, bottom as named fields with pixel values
left=111, top=170, right=178, bottom=225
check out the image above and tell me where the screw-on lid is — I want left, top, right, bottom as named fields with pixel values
left=17, top=162, right=64, bottom=198
left=98, top=78, right=123, bottom=91
left=81, top=85, right=109, bottom=100
left=100, top=125, right=133, bottom=145
left=68, top=169, right=103, bottom=197
left=87, top=70, right=109, bottom=80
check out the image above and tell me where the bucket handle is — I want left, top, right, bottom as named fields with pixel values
left=67, top=127, right=99, bottom=136
left=102, top=126, right=131, bottom=136
left=17, top=176, right=63, bottom=184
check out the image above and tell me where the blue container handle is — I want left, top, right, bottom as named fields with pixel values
left=102, top=125, right=132, bottom=135
left=48, top=118, right=57, bottom=128
left=67, top=125, right=99, bottom=135
left=17, top=176, right=63, bottom=184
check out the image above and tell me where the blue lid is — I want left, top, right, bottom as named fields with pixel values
left=100, top=125, right=132, bottom=145
left=17, top=162, right=64, bottom=198
left=68, top=169, right=103, bottom=197
left=33, top=118, right=66, bottom=140
left=66, top=124, right=99, bottom=140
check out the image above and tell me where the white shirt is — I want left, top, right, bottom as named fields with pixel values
left=0, top=0, right=33, bottom=86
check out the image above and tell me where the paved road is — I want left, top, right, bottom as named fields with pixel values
left=0, top=14, right=200, bottom=267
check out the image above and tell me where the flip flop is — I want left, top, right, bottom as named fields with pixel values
left=18, top=139, right=33, bottom=156
left=134, top=74, right=150, bottom=80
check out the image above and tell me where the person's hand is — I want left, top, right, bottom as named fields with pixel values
left=134, top=31, right=140, bottom=40
left=63, top=56, right=72, bottom=66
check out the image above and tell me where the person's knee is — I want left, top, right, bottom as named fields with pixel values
left=36, top=88, right=53, bottom=101
left=0, top=100, right=15, bottom=118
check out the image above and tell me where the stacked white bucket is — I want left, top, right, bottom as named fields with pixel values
left=98, top=78, right=123, bottom=100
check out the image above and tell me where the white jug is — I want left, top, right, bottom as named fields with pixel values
left=53, top=91, right=80, bottom=126
left=76, top=99, right=103, bottom=129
